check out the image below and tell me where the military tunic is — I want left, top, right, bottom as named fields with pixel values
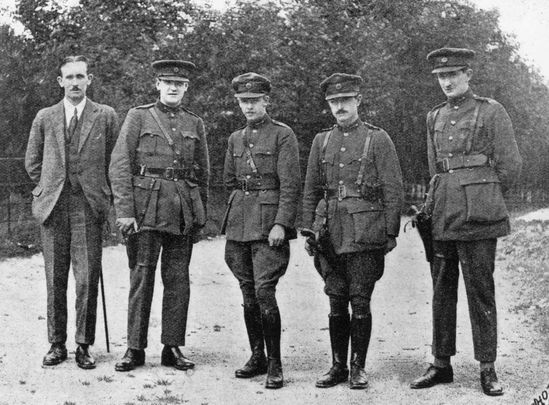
left=222, top=115, right=300, bottom=311
left=425, top=90, right=522, bottom=362
left=109, top=101, right=209, bottom=349
left=302, top=120, right=403, bottom=305
left=427, top=90, right=522, bottom=241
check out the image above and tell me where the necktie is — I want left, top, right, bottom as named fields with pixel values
left=67, top=108, right=78, bottom=141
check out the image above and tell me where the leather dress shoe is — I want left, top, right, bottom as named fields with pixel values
left=75, top=344, right=96, bottom=369
left=161, top=346, right=195, bottom=370
left=480, top=368, right=503, bottom=396
left=316, top=363, right=349, bottom=388
left=43, top=343, right=67, bottom=366
left=349, top=364, right=368, bottom=389
left=410, top=364, right=453, bottom=389
left=235, top=351, right=268, bottom=378
left=115, top=348, right=145, bottom=372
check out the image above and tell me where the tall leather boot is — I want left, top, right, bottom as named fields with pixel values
left=262, top=309, right=283, bottom=389
left=316, top=314, right=350, bottom=388
left=235, top=304, right=268, bottom=378
left=349, top=314, right=372, bottom=389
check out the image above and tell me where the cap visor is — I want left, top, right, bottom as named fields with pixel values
left=234, top=92, right=266, bottom=98
left=431, top=66, right=467, bottom=74
left=158, top=76, right=189, bottom=82
left=325, top=92, right=358, bottom=101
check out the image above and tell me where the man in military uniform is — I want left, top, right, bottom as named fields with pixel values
left=222, top=72, right=300, bottom=389
left=410, top=48, right=522, bottom=396
left=109, top=59, right=209, bottom=372
left=302, top=73, right=403, bottom=389
left=26, top=55, right=119, bottom=369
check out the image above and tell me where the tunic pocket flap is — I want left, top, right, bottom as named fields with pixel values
left=181, top=130, right=199, bottom=139
left=258, top=191, right=279, bottom=205
left=345, top=199, right=383, bottom=214
left=133, top=176, right=161, bottom=190
left=457, top=167, right=500, bottom=186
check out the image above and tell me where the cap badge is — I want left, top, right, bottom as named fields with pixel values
left=245, top=82, right=252, bottom=89
left=441, top=57, right=448, bottom=63
left=335, top=83, right=342, bottom=90
left=174, top=67, right=179, bottom=73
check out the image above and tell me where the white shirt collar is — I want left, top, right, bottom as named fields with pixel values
left=63, top=98, right=87, bottom=126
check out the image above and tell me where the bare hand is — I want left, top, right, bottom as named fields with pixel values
left=268, top=224, right=285, bottom=247
left=116, top=217, right=138, bottom=235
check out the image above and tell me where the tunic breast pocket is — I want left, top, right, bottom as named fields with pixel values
left=253, top=148, right=276, bottom=174
left=137, top=132, right=161, bottom=157
left=181, top=131, right=199, bottom=162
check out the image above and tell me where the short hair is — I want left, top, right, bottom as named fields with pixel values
left=58, top=55, right=89, bottom=76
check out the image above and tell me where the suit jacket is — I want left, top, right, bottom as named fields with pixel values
left=25, top=98, right=119, bottom=224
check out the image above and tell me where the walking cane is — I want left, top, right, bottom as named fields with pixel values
left=99, top=268, right=110, bottom=352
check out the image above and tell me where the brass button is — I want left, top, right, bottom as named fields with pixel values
left=449, top=169, right=454, bottom=173
left=245, top=191, right=249, bottom=195
left=246, top=175, right=251, bottom=179
left=454, top=106, right=459, bottom=110
left=173, top=160, right=178, bottom=164
left=339, top=163, right=344, bottom=168
left=340, top=147, right=346, bottom=152
left=448, top=153, right=453, bottom=157
left=450, top=120, right=456, bottom=125
left=249, top=143, right=254, bottom=148
left=172, top=127, right=176, bottom=131
left=339, top=180, right=344, bottom=185
left=448, top=136, right=453, bottom=140
left=343, top=132, right=349, bottom=137
left=252, top=129, right=257, bottom=133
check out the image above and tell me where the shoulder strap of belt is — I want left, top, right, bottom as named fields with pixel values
left=429, top=108, right=441, bottom=153
left=465, top=102, right=481, bottom=154
left=355, top=126, right=373, bottom=187
left=149, top=107, right=182, bottom=164
left=149, top=107, right=175, bottom=146
left=242, top=127, right=258, bottom=174
left=319, top=129, right=334, bottom=187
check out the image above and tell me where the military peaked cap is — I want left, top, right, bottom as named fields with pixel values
left=232, top=72, right=271, bottom=98
left=426, top=47, right=475, bottom=74
left=320, top=73, right=363, bottom=100
left=152, top=60, right=196, bottom=81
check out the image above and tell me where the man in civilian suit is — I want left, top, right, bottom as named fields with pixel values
left=25, top=55, right=119, bottom=369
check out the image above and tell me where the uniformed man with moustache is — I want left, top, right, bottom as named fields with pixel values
left=222, top=72, right=301, bottom=389
left=410, top=48, right=522, bottom=396
left=302, top=73, right=404, bottom=389
left=109, top=59, right=209, bottom=372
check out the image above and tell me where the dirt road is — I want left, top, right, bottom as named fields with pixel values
left=0, top=220, right=547, bottom=404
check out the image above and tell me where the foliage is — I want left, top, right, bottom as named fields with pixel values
left=2, top=0, right=549, bottom=190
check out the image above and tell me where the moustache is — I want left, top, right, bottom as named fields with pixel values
left=336, top=109, right=347, bottom=114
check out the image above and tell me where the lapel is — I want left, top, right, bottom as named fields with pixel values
left=78, top=98, right=99, bottom=153
left=52, top=101, right=66, bottom=166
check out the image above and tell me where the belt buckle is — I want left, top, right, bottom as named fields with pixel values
left=139, top=165, right=146, bottom=176
left=164, top=167, right=174, bottom=180
left=337, top=184, right=347, bottom=201
left=442, top=158, right=450, bottom=172
left=241, top=178, right=249, bottom=192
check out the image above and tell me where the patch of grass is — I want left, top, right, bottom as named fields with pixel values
left=154, top=392, right=184, bottom=404
left=19, top=380, right=26, bottom=385
left=63, top=402, right=77, bottom=405
left=97, top=375, right=114, bottom=383
left=155, top=379, right=172, bottom=386
left=143, top=383, right=153, bottom=389
left=80, top=380, right=91, bottom=386
left=136, top=394, right=147, bottom=402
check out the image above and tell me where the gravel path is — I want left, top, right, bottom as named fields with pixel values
left=0, top=219, right=547, bottom=404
